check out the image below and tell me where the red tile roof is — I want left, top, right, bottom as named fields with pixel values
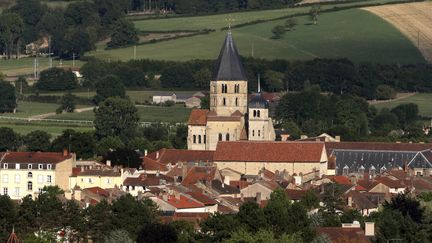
left=329, top=176, right=353, bottom=185
left=214, top=141, right=325, bottom=162
left=186, top=191, right=217, bottom=205
left=326, top=142, right=431, bottom=153
left=163, top=195, right=205, bottom=209
left=285, top=189, right=308, bottom=200
left=144, top=149, right=214, bottom=165
left=316, top=227, right=370, bottom=243
left=123, top=174, right=173, bottom=186
left=375, top=177, right=405, bottom=189
left=0, top=152, right=72, bottom=164
left=85, top=187, right=109, bottom=197
left=182, top=166, right=217, bottom=185
left=143, top=157, right=168, bottom=171
left=188, top=109, right=209, bottom=125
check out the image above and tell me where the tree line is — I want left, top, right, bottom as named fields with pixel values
left=76, top=57, right=432, bottom=100
left=0, top=0, right=139, bottom=59
left=275, top=85, right=429, bottom=142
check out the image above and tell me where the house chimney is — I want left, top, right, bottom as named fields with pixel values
left=364, top=222, right=375, bottom=237
left=162, top=193, right=168, bottom=201
left=144, top=149, right=148, bottom=157
left=156, top=170, right=160, bottom=177
left=256, top=192, right=262, bottom=204
left=106, top=160, right=111, bottom=167
left=80, top=166, right=84, bottom=172
left=63, top=148, right=69, bottom=157
left=181, top=164, right=188, bottom=181
left=300, top=135, right=308, bottom=140
left=156, top=151, right=160, bottom=159
left=335, top=136, right=341, bottom=142
left=222, top=183, right=225, bottom=188
left=224, top=176, right=230, bottom=185
left=347, top=195, right=353, bottom=207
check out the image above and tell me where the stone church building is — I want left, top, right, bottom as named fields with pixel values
left=187, top=32, right=275, bottom=151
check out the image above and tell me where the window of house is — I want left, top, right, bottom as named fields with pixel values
left=198, top=135, right=202, bottom=144
left=28, top=164, right=32, bottom=170
left=193, top=135, right=196, bottom=143
left=38, top=188, right=43, bottom=194
left=218, top=133, right=223, bottom=141
left=15, top=174, right=20, bottom=184
left=14, top=188, right=20, bottom=197
left=47, top=175, right=52, bottom=183
left=47, top=164, right=52, bottom=170
left=27, top=172, right=32, bottom=178
left=2, top=175, right=8, bottom=183
left=15, top=164, right=20, bottom=170
left=226, top=133, right=230, bottom=141
left=3, top=163, right=8, bottom=169
left=38, top=164, right=43, bottom=170
left=27, top=181, right=33, bottom=191
left=257, top=110, right=260, bottom=117
left=3, top=188, right=8, bottom=195
left=106, top=178, right=112, bottom=184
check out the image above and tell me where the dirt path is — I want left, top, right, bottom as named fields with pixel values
left=363, top=2, right=432, bottom=63
left=28, top=107, right=95, bottom=120
left=368, top=92, right=416, bottom=105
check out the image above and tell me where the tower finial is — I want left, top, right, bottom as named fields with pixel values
left=258, top=73, right=261, bottom=93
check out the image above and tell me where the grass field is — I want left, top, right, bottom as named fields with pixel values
left=48, top=104, right=191, bottom=123
left=372, top=93, right=432, bottom=118
left=91, top=8, right=424, bottom=63
left=0, top=57, right=84, bottom=76
left=0, top=122, right=93, bottom=136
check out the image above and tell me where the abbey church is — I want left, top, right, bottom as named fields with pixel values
left=187, top=32, right=276, bottom=151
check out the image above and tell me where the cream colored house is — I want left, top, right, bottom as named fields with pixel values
left=69, top=168, right=124, bottom=190
left=0, top=152, right=75, bottom=200
left=213, top=141, right=328, bottom=176
left=187, top=32, right=275, bottom=151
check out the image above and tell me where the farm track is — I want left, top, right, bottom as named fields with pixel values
left=363, top=2, right=432, bottom=62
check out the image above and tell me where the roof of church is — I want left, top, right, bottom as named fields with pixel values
left=249, top=93, right=269, bottom=109
left=188, top=109, right=209, bottom=125
left=214, top=141, right=325, bottom=162
left=212, top=32, right=247, bottom=81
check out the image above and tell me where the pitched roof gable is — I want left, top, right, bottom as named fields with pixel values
left=188, top=109, right=209, bottom=126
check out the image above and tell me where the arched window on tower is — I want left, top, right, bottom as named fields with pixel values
left=198, top=135, right=202, bottom=144
left=258, top=130, right=261, bottom=137
left=253, top=110, right=256, bottom=117
left=223, top=98, right=226, bottom=106
left=226, top=133, right=230, bottom=141
left=204, top=135, right=206, bottom=144
left=235, top=98, right=238, bottom=106
left=193, top=135, right=196, bottom=143
left=252, top=130, right=255, bottom=136
left=257, top=110, right=261, bottom=117
left=218, top=133, right=223, bottom=141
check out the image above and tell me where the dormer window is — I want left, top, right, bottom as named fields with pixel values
left=15, top=164, right=20, bottom=170
left=343, top=165, right=349, bottom=175
left=38, top=164, right=43, bottom=170
left=47, top=164, right=52, bottom=170
left=358, top=165, right=365, bottom=174
left=3, top=163, right=8, bottom=169
left=28, top=164, right=32, bottom=170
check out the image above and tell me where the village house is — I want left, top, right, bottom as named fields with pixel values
left=0, top=151, right=75, bottom=200
left=69, top=166, right=125, bottom=190
left=152, top=92, right=176, bottom=104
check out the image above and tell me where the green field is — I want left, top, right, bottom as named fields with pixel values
left=0, top=57, right=84, bottom=76
left=48, top=104, right=191, bottom=123
left=372, top=93, right=432, bottom=118
left=0, top=122, right=93, bottom=136
left=91, top=8, right=424, bottom=64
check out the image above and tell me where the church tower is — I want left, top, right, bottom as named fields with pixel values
left=248, top=75, right=276, bottom=141
left=210, top=32, right=248, bottom=116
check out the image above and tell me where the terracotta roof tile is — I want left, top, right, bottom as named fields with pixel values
left=188, top=109, right=209, bottom=125
left=143, top=157, right=168, bottom=171
left=0, top=152, right=72, bottom=164
left=85, top=187, right=110, bottom=197
left=316, top=227, right=370, bottom=243
left=182, top=166, right=217, bottom=185
left=163, top=195, right=204, bottom=209
left=214, top=141, right=325, bottom=162
left=375, top=176, right=405, bottom=189
left=329, top=176, right=353, bottom=185
left=186, top=191, right=217, bottom=205
left=285, top=189, right=308, bottom=200
left=145, top=149, right=214, bottom=165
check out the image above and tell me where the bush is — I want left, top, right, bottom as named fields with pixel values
left=375, top=85, right=396, bottom=100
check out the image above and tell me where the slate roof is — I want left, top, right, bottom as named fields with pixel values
left=249, top=93, right=269, bottom=109
left=214, top=141, right=325, bottom=163
left=212, top=32, right=247, bottom=81
left=326, top=142, right=432, bottom=175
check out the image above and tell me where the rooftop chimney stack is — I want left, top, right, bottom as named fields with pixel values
left=364, top=222, right=375, bottom=237
left=106, top=160, right=111, bottom=167
left=63, top=148, right=69, bottom=157
left=156, top=151, right=160, bottom=159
